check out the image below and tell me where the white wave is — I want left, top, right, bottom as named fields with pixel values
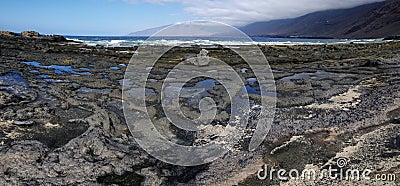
left=70, top=38, right=385, bottom=47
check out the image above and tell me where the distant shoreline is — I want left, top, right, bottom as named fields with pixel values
left=65, top=35, right=395, bottom=47
left=1, top=30, right=398, bottom=48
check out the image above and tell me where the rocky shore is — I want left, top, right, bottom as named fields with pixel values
left=0, top=32, right=399, bottom=185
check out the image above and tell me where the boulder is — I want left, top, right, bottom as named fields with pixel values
left=20, top=30, right=67, bottom=41
left=44, top=35, right=67, bottom=42
left=0, top=30, right=18, bottom=36
left=21, top=31, right=40, bottom=37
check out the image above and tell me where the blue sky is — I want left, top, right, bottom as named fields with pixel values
left=0, top=0, right=195, bottom=35
left=0, top=0, right=384, bottom=36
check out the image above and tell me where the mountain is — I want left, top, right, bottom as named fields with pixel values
left=343, top=0, right=400, bottom=38
left=129, top=25, right=171, bottom=36
left=240, top=0, right=400, bottom=39
left=128, top=21, right=234, bottom=37
left=130, top=1, right=399, bottom=39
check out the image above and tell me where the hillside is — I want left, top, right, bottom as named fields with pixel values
left=240, top=0, right=400, bottom=39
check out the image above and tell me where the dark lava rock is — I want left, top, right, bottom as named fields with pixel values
left=97, top=171, right=144, bottom=186
left=387, top=108, right=400, bottom=123
left=362, top=59, right=382, bottom=67
left=387, top=135, right=400, bottom=149
left=43, top=35, right=67, bottom=42
left=0, top=29, right=399, bottom=185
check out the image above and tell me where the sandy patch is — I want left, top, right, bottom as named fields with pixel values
left=44, top=122, right=61, bottom=128
left=306, top=86, right=362, bottom=110
left=361, top=77, right=389, bottom=88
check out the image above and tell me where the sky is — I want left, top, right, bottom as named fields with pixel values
left=0, top=0, right=385, bottom=36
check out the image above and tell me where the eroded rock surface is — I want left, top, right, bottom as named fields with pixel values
left=0, top=34, right=399, bottom=185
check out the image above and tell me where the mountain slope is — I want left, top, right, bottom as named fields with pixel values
left=240, top=1, right=400, bottom=38
left=128, top=21, right=237, bottom=37
left=129, top=25, right=171, bottom=36
left=343, top=0, right=400, bottom=38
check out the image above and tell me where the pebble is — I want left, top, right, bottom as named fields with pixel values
left=12, top=120, right=35, bottom=126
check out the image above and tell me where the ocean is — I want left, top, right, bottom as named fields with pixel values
left=65, top=36, right=383, bottom=47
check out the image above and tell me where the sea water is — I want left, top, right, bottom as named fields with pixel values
left=66, top=36, right=384, bottom=47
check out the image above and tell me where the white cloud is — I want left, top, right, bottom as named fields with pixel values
left=127, top=0, right=385, bottom=26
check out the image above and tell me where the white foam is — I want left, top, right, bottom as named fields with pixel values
left=68, top=37, right=386, bottom=47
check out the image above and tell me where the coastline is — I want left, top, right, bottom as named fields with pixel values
left=65, top=35, right=391, bottom=47
left=0, top=32, right=399, bottom=185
